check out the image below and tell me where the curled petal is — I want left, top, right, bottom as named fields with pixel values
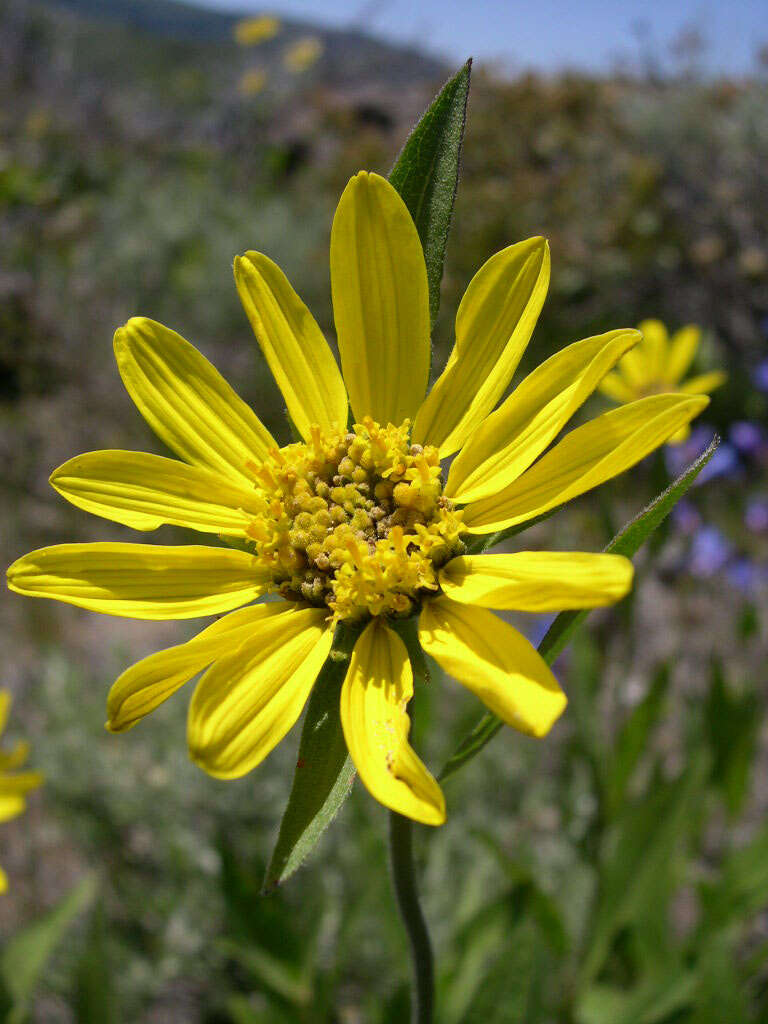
left=462, top=394, right=709, bottom=534
left=188, top=606, right=332, bottom=779
left=439, top=552, right=634, bottom=611
left=331, top=171, right=430, bottom=425
left=7, top=543, right=269, bottom=620
left=235, top=252, right=348, bottom=438
left=341, top=620, right=445, bottom=825
left=413, top=237, right=550, bottom=456
left=114, top=317, right=275, bottom=485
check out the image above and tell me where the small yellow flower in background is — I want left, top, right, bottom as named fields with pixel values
left=283, top=36, right=323, bottom=73
left=239, top=68, right=268, bottom=97
left=0, top=691, right=43, bottom=892
left=599, top=319, right=726, bottom=443
left=7, top=172, right=708, bottom=826
left=234, top=15, right=280, bottom=46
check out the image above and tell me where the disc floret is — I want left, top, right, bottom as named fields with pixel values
left=244, top=417, right=465, bottom=621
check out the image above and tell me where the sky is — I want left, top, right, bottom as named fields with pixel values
left=196, top=0, right=766, bottom=74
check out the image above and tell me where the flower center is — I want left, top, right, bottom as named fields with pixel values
left=244, top=417, right=465, bottom=622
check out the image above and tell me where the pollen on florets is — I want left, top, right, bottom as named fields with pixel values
left=243, top=417, right=465, bottom=622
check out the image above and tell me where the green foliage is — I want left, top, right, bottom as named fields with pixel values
left=389, top=60, right=471, bottom=325
left=0, top=875, right=97, bottom=1023
left=703, top=658, right=760, bottom=816
left=604, top=664, right=669, bottom=817
left=73, top=900, right=118, bottom=1024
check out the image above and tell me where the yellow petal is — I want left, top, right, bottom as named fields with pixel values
left=340, top=620, right=445, bottom=825
left=0, top=865, right=7, bottom=891
left=0, top=796, right=26, bottom=824
left=462, top=393, right=709, bottom=534
left=0, top=692, right=29, bottom=772
left=617, top=319, right=666, bottom=389
left=7, top=543, right=268, bottom=620
left=106, top=603, right=289, bottom=733
left=50, top=451, right=262, bottom=537
left=446, top=329, right=639, bottom=503
left=0, top=740, right=30, bottom=773
left=667, top=424, right=691, bottom=445
left=234, top=252, right=348, bottom=438
left=598, top=370, right=637, bottom=404
left=187, top=606, right=332, bottom=778
left=418, top=597, right=566, bottom=738
left=0, top=691, right=10, bottom=737
left=665, top=325, right=700, bottom=384
left=114, top=317, right=275, bottom=486
left=0, top=772, right=43, bottom=799
left=330, top=171, right=430, bottom=424
left=412, top=237, right=550, bottom=456
left=679, top=370, right=727, bottom=395
left=440, top=552, right=634, bottom=611
left=636, top=319, right=669, bottom=382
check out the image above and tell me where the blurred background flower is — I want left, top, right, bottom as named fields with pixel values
left=234, top=14, right=280, bottom=46
left=283, top=35, right=323, bottom=73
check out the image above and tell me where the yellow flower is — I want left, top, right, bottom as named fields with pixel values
left=283, top=36, right=323, bottom=73
left=599, top=319, right=726, bottom=443
left=7, top=173, right=707, bottom=826
left=239, top=68, right=268, bottom=97
left=234, top=15, right=280, bottom=46
left=0, top=691, right=43, bottom=892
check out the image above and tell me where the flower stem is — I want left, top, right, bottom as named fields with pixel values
left=388, top=810, right=434, bottom=1024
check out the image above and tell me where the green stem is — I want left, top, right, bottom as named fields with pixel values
left=388, top=811, right=434, bottom=1024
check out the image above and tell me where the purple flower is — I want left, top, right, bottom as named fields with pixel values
left=688, top=526, right=731, bottom=577
left=696, top=442, right=740, bottom=484
left=754, top=360, right=768, bottom=393
left=726, top=558, right=760, bottom=593
left=525, top=614, right=555, bottom=648
left=729, top=421, right=765, bottom=456
left=745, top=499, right=768, bottom=533
left=664, top=425, right=714, bottom=476
left=672, top=499, right=701, bottom=535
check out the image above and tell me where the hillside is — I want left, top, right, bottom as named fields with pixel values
left=36, top=0, right=448, bottom=86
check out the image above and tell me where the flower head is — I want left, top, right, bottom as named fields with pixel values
left=0, top=691, right=43, bottom=892
left=599, top=319, right=725, bottom=444
left=7, top=172, right=706, bottom=825
left=283, top=36, right=323, bottom=73
left=239, top=68, right=268, bottom=97
left=234, top=15, right=280, bottom=46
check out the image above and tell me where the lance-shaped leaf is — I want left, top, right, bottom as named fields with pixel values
left=438, top=434, right=720, bottom=782
left=0, top=874, right=98, bottom=1023
left=389, top=59, right=471, bottom=325
left=263, top=625, right=361, bottom=892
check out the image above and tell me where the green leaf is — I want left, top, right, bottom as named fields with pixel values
left=605, top=663, right=669, bottom=817
left=438, top=434, right=720, bottom=782
left=579, top=755, right=707, bottom=987
left=688, top=932, right=753, bottom=1024
left=576, top=971, right=698, bottom=1024
left=703, top=658, right=759, bottom=816
left=218, top=939, right=313, bottom=1008
left=74, top=900, right=118, bottom=1024
left=0, top=873, right=98, bottom=1021
left=698, top=822, right=768, bottom=934
left=263, top=623, right=362, bottom=892
left=389, top=59, right=471, bottom=326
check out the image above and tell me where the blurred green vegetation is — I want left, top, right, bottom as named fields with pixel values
left=1, top=1, right=766, bottom=1021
